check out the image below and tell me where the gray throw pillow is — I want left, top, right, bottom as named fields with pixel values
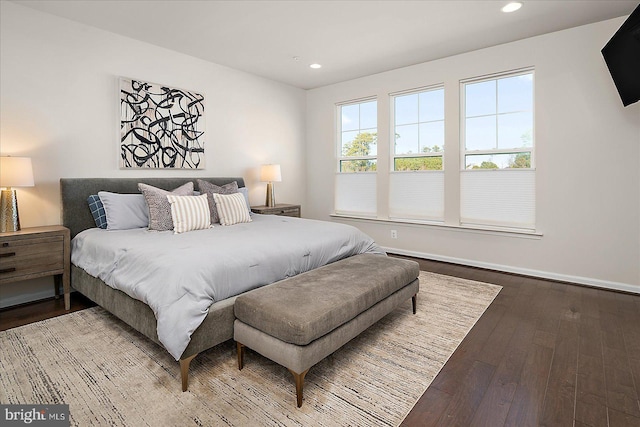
left=197, top=179, right=238, bottom=224
left=138, top=182, right=195, bottom=231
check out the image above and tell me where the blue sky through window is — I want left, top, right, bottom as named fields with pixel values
left=394, top=88, right=445, bottom=156
left=465, top=73, right=533, bottom=158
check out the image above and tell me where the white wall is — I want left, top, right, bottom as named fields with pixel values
left=306, top=17, right=640, bottom=292
left=0, top=2, right=306, bottom=307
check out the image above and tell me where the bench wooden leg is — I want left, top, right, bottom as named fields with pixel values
left=179, top=353, right=198, bottom=392
left=412, top=294, right=417, bottom=314
left=237, top=342, right=245, bottom=370
left=288, top=368, right=309, bottom=408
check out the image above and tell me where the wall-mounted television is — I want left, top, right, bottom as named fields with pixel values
left=601, top=5, right=640, bottom=107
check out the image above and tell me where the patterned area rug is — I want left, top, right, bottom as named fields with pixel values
left=0, top=272, right=500, bottom=426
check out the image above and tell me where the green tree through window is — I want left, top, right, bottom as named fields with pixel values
left=341, top=132, right=377, bottom=172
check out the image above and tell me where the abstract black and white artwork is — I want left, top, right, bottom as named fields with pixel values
left=120, top=78, right=205, bottom=169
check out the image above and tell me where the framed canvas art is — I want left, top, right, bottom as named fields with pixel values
left=120, top=78, right=205, bottom=169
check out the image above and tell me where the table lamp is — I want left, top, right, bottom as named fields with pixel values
left=1, top=156, right=35, bottom=232
left=260, top=164, right=281, bottom=207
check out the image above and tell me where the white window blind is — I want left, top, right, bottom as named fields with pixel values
left=389, top=172, right=444, bottom=221
left=335, top=173, right=377, bottom=216
left=460, top=170, right=535, bottom=230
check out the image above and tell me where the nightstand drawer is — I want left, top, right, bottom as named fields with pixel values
left=0, top=236, right=64, bottom=281
left=274, top=207, right=300, bottom=217
left=251, top=204, right=301, bottom=218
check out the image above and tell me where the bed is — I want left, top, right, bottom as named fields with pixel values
left=60, top=177, right=383, bottom=391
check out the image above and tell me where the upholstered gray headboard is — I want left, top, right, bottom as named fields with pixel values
left=60, top=177, right=245, bottom=238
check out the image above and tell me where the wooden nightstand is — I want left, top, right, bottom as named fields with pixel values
left=0, top=225, right=71, bottom=310
left=251, top=204, right=301, bottom=218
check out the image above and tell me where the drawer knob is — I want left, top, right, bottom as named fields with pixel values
left=0, top=252, right=16, bottom=258
left=0, top=267, right=16, bottom=274
left=2, top=242, right=8, bottom=247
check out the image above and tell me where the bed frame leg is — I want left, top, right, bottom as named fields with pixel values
left=412, top=294, right=417, bottom=314
left=236, top=342, right=245, bottom=370
left=287, top=368, right=309, bottom=408
left=179, top=353, right=197, bottom=392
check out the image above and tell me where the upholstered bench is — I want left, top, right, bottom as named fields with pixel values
left=234, top=254, right=420, bottom=407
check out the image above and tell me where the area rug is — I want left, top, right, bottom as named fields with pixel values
left=0, top=272, right=501, bottom=426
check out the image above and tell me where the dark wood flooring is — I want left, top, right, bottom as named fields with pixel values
left=397, top=256, right=640, bottom=427
left=0, top=293, right=94, bottom=332
left=1, top=257, right=639, bottom=427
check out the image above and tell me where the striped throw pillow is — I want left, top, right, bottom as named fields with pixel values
left=166, top=194, right=211, bottom=234
left=213, top=192, right=252, bottom=226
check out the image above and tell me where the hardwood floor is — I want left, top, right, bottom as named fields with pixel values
left=396, top=256, right=640, bottom=427
left=0, top=293, right=94, bottom=332
left=1, top=258, right=638, bottom=427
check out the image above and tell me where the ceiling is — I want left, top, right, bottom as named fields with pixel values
left=12, top=0, right=639, bottom=89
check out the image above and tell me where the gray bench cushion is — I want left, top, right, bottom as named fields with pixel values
left=234, top=254, right=419, bottom=346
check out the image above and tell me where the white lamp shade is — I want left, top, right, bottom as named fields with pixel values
left=0, top=157, right=34, bottom=187
left=260, top=164, right=282, bottom=182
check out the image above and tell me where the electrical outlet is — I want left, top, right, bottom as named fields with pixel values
left=391, top=230, right=398, bottom=239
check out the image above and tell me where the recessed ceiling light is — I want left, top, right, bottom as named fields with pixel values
left=309, top=63, right=322, bottom=69
left=501, top=2, right=522, bottom=13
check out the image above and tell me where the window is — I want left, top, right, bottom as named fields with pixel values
left=460, top=70, right=535, bottom=230
left=389, top=87, right=445, bottom=221
left=335, top=99, right=377, bottom=216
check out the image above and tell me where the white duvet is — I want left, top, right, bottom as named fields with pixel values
left=71, top=214, right=384, bottom=360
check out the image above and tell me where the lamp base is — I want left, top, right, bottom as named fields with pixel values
left=0, top=188, right=20, bottom=232
left=265, top=182, right=276, bottom=207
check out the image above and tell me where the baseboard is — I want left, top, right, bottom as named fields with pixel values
left=383, top=247, right=640, bottom=295
left=0, top=289, right=56, bottom=309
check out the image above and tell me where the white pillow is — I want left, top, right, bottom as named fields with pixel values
left=166, top=194, right=211, bottom=234
left=213, top=192, right=252, bottom=226
left=98, top=192, right=149, bottom=230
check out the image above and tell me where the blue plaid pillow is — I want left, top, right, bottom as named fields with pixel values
left=87, top=194, right=107, bottom=229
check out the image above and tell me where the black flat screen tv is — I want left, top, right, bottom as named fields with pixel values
left=601, top=5, right=640, bottom=107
